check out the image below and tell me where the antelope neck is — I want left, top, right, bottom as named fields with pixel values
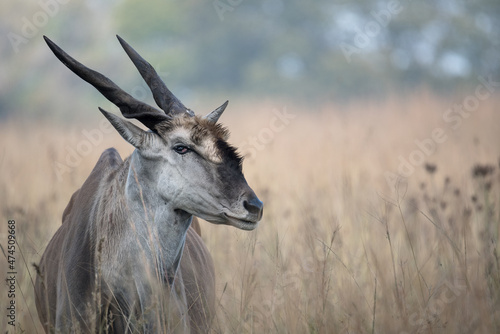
left=125, top=150, right=192, bottom=286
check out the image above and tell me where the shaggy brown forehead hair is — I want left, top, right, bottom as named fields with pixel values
left=154, top=114, right=243, bottom=170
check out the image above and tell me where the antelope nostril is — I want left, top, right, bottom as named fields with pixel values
left=244, top=197, right=264, bottom=217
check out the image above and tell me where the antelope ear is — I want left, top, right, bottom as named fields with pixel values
left=99, top=107, right=146, bottom=148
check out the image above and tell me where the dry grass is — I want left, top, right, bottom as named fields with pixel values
left=1, top=93, right=500, bottom=333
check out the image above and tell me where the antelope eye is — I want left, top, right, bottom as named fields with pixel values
left=173, top=145, right=190, bottom=155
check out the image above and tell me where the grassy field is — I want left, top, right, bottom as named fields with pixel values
left=1, top=93, right=500, bottom=333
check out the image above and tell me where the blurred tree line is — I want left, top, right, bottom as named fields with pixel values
left=1, top=0, right=499, bottom=119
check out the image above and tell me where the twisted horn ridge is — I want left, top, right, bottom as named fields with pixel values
left=43, top=36, right=170, bottom=130
left=116, top=35, right=188, bottom=115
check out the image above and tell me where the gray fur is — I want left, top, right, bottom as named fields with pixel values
left=35, top=37, right=263, bottom=333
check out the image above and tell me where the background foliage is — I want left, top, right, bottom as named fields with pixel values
left=2, top=1, right=500, bottom=333
left=1, top=0, right=499, bottom=119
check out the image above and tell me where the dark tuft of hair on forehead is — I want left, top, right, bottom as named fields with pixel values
left=216, top=137, right=243, bottom=172
left=198, top=120, right=243, bottom=171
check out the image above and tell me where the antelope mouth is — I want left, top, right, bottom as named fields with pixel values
left=223, top=213, right=259, bottom=230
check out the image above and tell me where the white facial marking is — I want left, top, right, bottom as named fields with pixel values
left=200, top=137, right=222, bottom=164
left=168, top=126, right=222, bottom=164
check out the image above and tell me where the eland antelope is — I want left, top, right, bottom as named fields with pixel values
left=34, top=36, right=263, bottom=333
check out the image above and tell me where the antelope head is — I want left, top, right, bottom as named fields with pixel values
left=44, top=36, right=263, bottom=230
